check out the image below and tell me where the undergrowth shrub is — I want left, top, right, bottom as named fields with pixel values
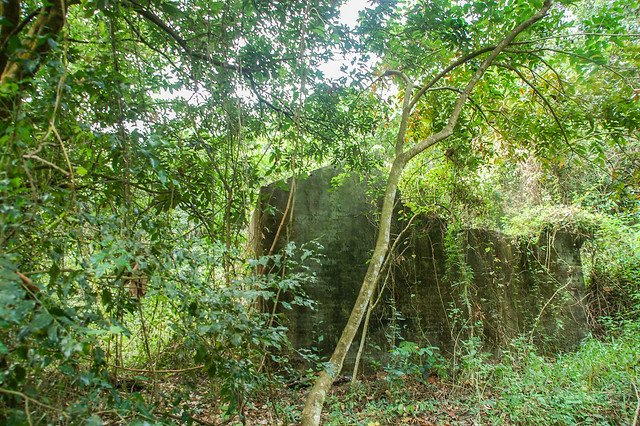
left=0, top=241, right=320, bottom=424
left=383, top=340, right=447, bottom=383
left=584, top=217, right=640, bottom=332
left=486, top=328, right=640, bottom=425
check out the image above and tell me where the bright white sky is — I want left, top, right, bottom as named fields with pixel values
left=319, top=0, right=374, bottom=81
left=340, top=0, right=368, bottom=29
left=151, top=0, right=373, bottom=113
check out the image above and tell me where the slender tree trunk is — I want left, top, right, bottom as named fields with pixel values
left=301, top=2, right=552, bottom=424
left=0, top=1, right=75, bottom=125
left=301, top=160, right=406, bottom=425
left=0, top=0, right=20, bottom=73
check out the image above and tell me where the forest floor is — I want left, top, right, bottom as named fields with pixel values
left=111, top=327, right=640, bottom=426
left=146, top=373, right=499, bottom=426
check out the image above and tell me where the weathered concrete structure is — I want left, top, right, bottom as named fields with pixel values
left=253, top=167, right=588, bottom=368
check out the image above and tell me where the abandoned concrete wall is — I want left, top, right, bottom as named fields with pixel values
left=254, top=167, right=588, bottom=367
left=395, top=225, right=588, bottom=356
left=255, top=167, right=380, bottom=362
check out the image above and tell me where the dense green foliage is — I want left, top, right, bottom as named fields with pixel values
left=318, top=328, right=639, bottom=425
left=1, top=0, right=639, bottom=423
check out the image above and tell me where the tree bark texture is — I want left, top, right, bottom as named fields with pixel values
left=0, top=0, right=74, bottom=124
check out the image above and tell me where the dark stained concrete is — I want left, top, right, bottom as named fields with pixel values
left=254, top=167, right=588, bottom=368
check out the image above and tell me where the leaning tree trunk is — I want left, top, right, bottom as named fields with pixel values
left=0, top=0, right=74, bottom=125
left=300, top=2, right=552, bottom=424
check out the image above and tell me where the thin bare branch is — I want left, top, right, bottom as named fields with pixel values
left=125, top=0, right=250, bottom=74
left=0, top=9, right=40, bottom=55
left=505, top=48, right=565, bottom=93
left=0, top=387, right=69, bottom=416
left=538, top=47, right=634, bottom=89
left=22, top=154, right=71, bottom=176
left=109, top=364, right=204, bottom=374
left=499, top=63, right=570, bottom=144
left=514, top=32, right=640, bottom=46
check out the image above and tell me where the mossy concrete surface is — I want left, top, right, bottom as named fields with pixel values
left=254, top=167, right=588, bottom=368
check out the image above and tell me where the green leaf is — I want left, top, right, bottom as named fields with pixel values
left=47, top=324, right=59, bottom=342
left=14, top=365, right=26, bottom=382
left=47, top=38, right=59, bottom=49
left=30, top=312, right=53, bottom=332
left=61, top=336, right=83, bottom=357
left=230, top=334, right=242, bottom=347
left=85, top=415, right=103, bottom=426
left=0, top=16, right=14, bottom=27
left=160, top=2, right=185, bottom=18
left=101, top=288, right=112, bottom=306
left=0, top=282, right=35, bottom=324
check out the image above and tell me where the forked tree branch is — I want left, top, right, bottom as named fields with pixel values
left=426, top=86, right=494, bottom=131
left=383, top=69, right=414, bottom=155
left=401, top=0, right=553, bottom=163
left=409, top=45, right=496, bottom=111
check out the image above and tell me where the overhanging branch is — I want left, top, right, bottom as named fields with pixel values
left=402, top=0, right=554, bottom=163
left=409, top=45, right=496, bottom=111
left=124, top=0, right=251, bottom=75
left=496, top=62, right=603, bottom=170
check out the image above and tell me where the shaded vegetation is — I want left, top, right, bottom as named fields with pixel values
left=1, top=0, right=639, bottom=423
